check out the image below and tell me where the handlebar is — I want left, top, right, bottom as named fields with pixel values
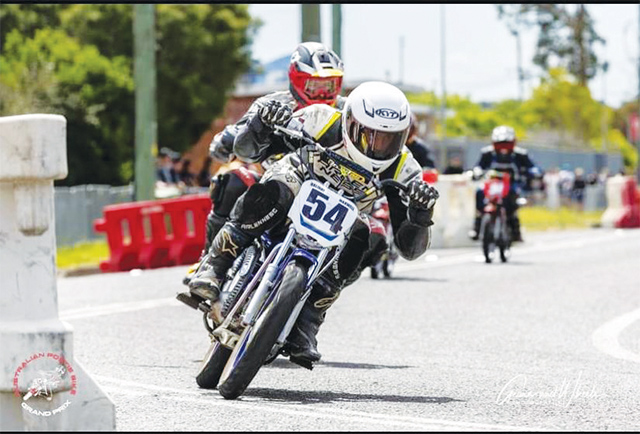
left=273, top=123, right=409, bottom=203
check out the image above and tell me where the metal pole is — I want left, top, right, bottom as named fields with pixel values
left=515, top=25, right=524, bottom=101
left=332, top=4, right=342, bottom=57
left=399, top=35, right=404, bottom=85
left=133, top=4, right=157, bottom=201
left=301, top=4, right=321, bottom=43
left=439, top=4, right=447, bottom=170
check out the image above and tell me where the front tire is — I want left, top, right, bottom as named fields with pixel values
left=482, top=215, right=494, bottom=264
left=195, top=340, right=232, bottom=389
left=218, top=261, right=308, bottom=400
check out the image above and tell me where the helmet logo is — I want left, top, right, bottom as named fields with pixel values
left=375, top=108, right=399, bottom=120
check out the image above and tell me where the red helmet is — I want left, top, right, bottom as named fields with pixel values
left=288, top=42, right=344, bottom=108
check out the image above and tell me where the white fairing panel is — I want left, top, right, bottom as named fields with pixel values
left=288, top=180, right=358, bottom=248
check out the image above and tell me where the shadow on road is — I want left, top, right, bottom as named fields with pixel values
left=264, top=358, right=414, bottom=370
left=243, top=387, right=461, bottom=405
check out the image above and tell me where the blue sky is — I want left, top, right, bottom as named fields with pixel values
left=247, top=4, right=639, bottom=108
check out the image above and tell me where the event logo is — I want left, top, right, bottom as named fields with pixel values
left=12, top=352, right=77, bottom=417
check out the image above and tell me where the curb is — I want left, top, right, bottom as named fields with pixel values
left=57, top=265, right=102, bottom=278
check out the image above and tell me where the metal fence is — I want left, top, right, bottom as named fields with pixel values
left=54, top=184, right=134, bottom=247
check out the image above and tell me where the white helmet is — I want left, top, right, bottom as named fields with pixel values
left=342, top=81, right=411, bottom=174
left=491, top=125, right=516, bottom=143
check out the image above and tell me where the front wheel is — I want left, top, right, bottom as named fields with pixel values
left=195, top=339, right=232, bottom=389
left=218, top=261, right=308, bottom=400
left=482, top=216, right=494, bottom=264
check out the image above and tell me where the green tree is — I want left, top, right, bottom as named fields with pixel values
left=496, top=4, right=605, bottom=86
left=0, top=28, right=134, bottom=186
left=1, top=4, right=260, bottom=185
left=58, top=4, right=260, bottom=154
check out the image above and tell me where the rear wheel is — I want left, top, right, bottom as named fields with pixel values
left=499, top=216, right=511, bottom=263
left=218, top=261, right=308, bottom=400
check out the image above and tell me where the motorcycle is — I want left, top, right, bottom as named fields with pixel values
left=177, top=124, right=408, bottom=400
left=369, top=168, right=438, bottom=279
left=478, top=170, right=513, bottom=264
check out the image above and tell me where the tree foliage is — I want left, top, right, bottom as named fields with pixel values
left=0, top=4, right=260, bottom=185
left=407, top=67, right=637, bottom=170
left=1, top=29, right=134, bottom=185
left=496, top=4, right=605, bottom=85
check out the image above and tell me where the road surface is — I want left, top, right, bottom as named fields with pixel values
left=57, top=228, right=640, bottom=431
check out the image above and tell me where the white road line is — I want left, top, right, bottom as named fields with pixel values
left=393, top=231, right=632, bottom=273
left=60, top=297, right=181, bottom=320
left=58, top=232, right=635, bottom=320
left=592, top=307, right=640, bottom=364
left=96, top=375, right=547, bottom=431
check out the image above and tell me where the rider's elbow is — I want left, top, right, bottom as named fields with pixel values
left=394, top=223, right=431, bottom=260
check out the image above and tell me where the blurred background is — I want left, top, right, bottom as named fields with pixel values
left=1, top=4, right=639, bottom=251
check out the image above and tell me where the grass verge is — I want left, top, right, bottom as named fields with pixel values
left=56, top=239, right=109, bottom=270
left=519, top=206, right=603, bottom=231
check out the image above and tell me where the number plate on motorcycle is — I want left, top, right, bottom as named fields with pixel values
left=288, top=180, right=358, bottom=248
left=487, top=180, right=504, bottom=197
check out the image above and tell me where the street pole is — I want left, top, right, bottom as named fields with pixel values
left=301, top=4, right=321, bottom=43
left=399, top=35, right=404, bottom=85
left=332, top=4, right=342, bottom=57
left=440, top=4, right=447, bottom=170
left=133, top=4, right=157, bottom=201
left=515, top=24, right=524, bottom=102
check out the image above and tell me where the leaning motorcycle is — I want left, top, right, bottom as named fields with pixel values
left=177, top=125, right=408, bottom=400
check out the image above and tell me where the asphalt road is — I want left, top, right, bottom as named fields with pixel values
left=57, top=228, right=640, bottom=431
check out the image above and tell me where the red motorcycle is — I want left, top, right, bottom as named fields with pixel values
left=479, top=170, right=512, bottom=263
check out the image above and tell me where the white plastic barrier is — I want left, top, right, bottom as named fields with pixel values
left=0, top=114, right=115, bottom=430
left=430, top=173, right=477, bottom=249
left=601, top=175, right=633, bottom=228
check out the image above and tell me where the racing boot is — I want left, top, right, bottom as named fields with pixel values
left=469, top=215, right=482, bottom=241
left=509, top=215, right=524, bottom=242
left=183, top=212, right=227, bottom=286
left=286, top=276, right=341, bottom=366
left=187, top=222, right=253, bottom=302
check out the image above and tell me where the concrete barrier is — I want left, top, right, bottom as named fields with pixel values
left=0, top=114, right=115, bottom=430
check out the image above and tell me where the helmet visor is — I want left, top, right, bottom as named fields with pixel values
left=493, top=141, right=514, bottom=154
left=303, top=76, right=342, bottom=100
left=348, top=119, right=409, bottom=161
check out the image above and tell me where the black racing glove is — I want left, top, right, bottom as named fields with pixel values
left=259, top=100, right=293, bottom=128
left=406, top=180, right=439, bottom=227
left=209, top=127, right=235, bottom=163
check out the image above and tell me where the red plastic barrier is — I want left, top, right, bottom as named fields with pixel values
left=94, top=194, right=211, bottom=272
left=617, top=178, right=640, bottom=228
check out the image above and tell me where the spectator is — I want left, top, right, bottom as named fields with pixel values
left=197, top=156, right=213, bottom=188
left=179, top=159, right=196, bottom=187
left=558, top=163, right=575, bottom=207
left=157, top=147, right=179, bottom=185
left=443, top=156, right=464, bottom=174
left=405, top=113, right=436, bottom=169
left=571, top=167, right=586, bottom=211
